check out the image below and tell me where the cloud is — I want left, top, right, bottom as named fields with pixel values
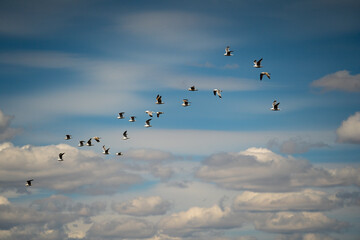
left=0, top=109, right=20, bottom=142
left=196, top=147, right=360, bottom=192
left=336, top=112, right=360, bottom=144
left=267, top=136, right=329, bottom=154
left=233, top=190, right=342, bottom=212
left=112, top=196, right=171, bottom=216
left=275, top=233, right=336, bottom=240
left=0, top=196, right=10, bottom=205
left=86, top=218, right=156, bottom=239
left=252, top=212, right=347, bottom=234
left=0, top=142, right=142, bottom=195
left=158, top=205, right=243, bottom=237
left=311, top=70, right=360, bottom=92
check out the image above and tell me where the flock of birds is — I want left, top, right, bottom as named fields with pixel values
left=25, top=46, right=280, bottom=187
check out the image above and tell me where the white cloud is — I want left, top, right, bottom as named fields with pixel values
left=158, top=205, right=243, bottom=237
left=336, top=112, right=360, bottom=144
left=267, top=136, right=329, bottom=154
left=311, top=70, right=360, bottom=92
left=0, top=142, right=142, bottom=195
left=112, top=196, right=171, bottom=216
left=0, top=196, right=10, bottom=205
left=87, top=218, right=156, bottom=239
left=196, top=147, right=360, bottom=192
left=252, top=212, right=347, bottom=234
left=233, top=190, right=342, bottom=212
left=0, top=110, right=20, bottom=142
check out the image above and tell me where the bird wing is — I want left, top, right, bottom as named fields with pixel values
left=265, top=72, right=270, bottom=79
left=260, top=73, right=264, bottom=80
left=258, top=58, right=263, bottom=64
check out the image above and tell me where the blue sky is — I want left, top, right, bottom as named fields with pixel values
left=0, top=0, right=360, bottom=239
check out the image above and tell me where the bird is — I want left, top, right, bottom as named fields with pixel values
left=93, top=136, right=101, bottom=143
left=86, top=138, right=93, bottom=146
left=156, top=95, right=164, bottom=104
left=129, top=116, right=136, bottom=122
left=188, top=86, right=198, bottom=91
left=65, top=135, right=72, bottom=140
left=145, top=119, right=152, bottom=128
left=123, top=130, right=129, bottom=140
left=102, top=145, right=110, bottom=155
left=224, top=46, right=233, bottom=56
left=156, top=111, right=163, bottom=118
left=58, top=152, right=65, bottom=161
left=213, top=89, right=222, bottom=98
left=253, top=58, right=263, bottom=68
left=182, top=99, right=190, bottom=107
left=117, top=112, right=125, bottom=119
left=260, top=72, right=271, bottom=80
left=271, top=100, right=280, bottom=111
left=145, top=110, right=153, bottom=117
left=116, top=152, right=123, bottom=156
left=78, top=141, right=85, bottom=147
left=25, top=179, right=34, bottom=187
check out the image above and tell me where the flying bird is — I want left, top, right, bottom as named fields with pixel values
left=156, top=111, right=163, bottom=118
left=213, top=89, right=222, bottom=98
left=86, top=138, right=93, bottom=146
left=102, top=145, right=110, bottom=155
left=25, top=179, right=34, bottom=187
left=58, top=152, right=65, bottom=161
left=117, top=112, right=125, bottom=119
left=65, top=135, right=72, bottom=140
left=253, top=58, right=263, bottom=68
left=144, top=119, right=152, bottom=128
left=123, top=130, right=129, bottom=140
left=224, top=46, right=233, bottom=56
left=271, top=100, right=280, bottom=111
left=78, top=141, right=85, bottom=147
left=156, top=95, right=164, bottom=104
left=129, top=116, right=136, bottom=122
left=145, top=110, right=153, bottom=117
left=260, top=72, right=271, bottom=80
left=116, top=152, right=123, bottom=156
left=188, top=86, right=198, bottom=91
left=182, top=99, right=190, bottom=107
left=93, top=136, right=101, bottom=143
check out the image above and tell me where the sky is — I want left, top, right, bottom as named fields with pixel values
left=0, top=0, right=360, bottom=239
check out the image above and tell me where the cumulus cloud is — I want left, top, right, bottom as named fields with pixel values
left=196, top=148, right=360, bottom=192
left=267, top=136, right=329, bottom=154
left=336, top=112, right=360, bottom=144
left=311, top=70, right=360, bottom=92
left=87, top=218, right=156, bottom=239
left=112, top=196, right=171, bottom=216
left=158, top=205, right=243, bottom=237
left=233, top=190, right=342, bottom=212
left=0, top=142, right=142, bottom=195
left=0, top=110, right=20, bottom=142
left=252, top=212, right=347, bottom=234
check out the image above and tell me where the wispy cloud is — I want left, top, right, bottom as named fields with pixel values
left=311, top=70, right=360, bottom=92
left=0, top=109, right=21, bottom=142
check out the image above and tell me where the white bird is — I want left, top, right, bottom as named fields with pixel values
left=123, top=130, right=129, bottom=140
left=78, top=141, right=85, bottom=147
left=156, top=111, right=163, bottom=118
left=86, top=138, right=93, bottom=146
left=271, top=100, right=280, bottom=111
left=188, top=86, right=198, bottom=91
left=253, top=58, right=263, bottom=68
left=260, top=72, right=271, bottom=81
left=116, top=152, right=123, bottom=156
left=58, top=152, right=65, bottom=161
left=25, top=179, right=34, bottom=187
left=182, top=99, right=190, bottom=107
left=213, top=89, right=222, bottom=98
left=117, top=112, right=125, bottom=119
left=145, top=110, right=153, bottom=117
left=129, top=116, right=136, bottom=122
left=102, top=145, right=110, bottom=155
left=93, top=136, right=101, bottom=143
left=145, top=119, right=152, bottom=128
left=65, top=135, right=72, bottom=140
left=224, top=46, right=234, bottom=56
left=156, top=94, right=164, bottom=104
